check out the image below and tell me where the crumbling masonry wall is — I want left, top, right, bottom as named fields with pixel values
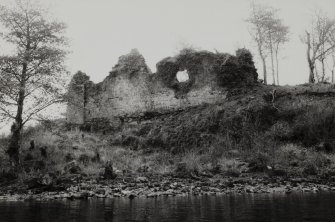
left=66, top=48, right=257, bottom=125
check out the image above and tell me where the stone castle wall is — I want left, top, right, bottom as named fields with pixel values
left=66, top=48, right=257, bottom=125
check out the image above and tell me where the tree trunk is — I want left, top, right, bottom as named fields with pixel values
left=315, top=63, right=319, bottom=82
left=7, top=63, right=27, bottom=166
left=309, top=63, right=315, bottom=83
left=258, top=43, right=267, bottom=84
left=7, top=125, right=21, bottom=166
left=306, top=32, right=315, bottom=83
left=261, top=55, right=267, bottom=84
left=83, top=83, right=88, bottom=123
left=332, top=69, right=334, bottom=83
left=275, top=51, right=279, bottom=85
left=7, top=96, right=24, bottom=166
left=275, top=43, right=280, bottom=85
left=269, top=35, right=275, bottom=85
left=321, top=58, right=325, bottom=82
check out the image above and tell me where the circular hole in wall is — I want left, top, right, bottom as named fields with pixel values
left=176, top=70, right=190, bottom=82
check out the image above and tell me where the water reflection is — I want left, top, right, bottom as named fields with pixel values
left=0, top=192, right=335, bottom=222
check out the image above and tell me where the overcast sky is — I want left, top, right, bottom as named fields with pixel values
left=1, top=0, right=335, bottom=85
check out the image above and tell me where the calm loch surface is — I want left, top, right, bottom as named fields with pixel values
left=0, top=192, right=335, bottom=222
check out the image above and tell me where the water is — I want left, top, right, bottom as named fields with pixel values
left=0, top=192, right=335, bottom=222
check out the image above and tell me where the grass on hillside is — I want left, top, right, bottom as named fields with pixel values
left=2, top=85, right=335, bottom=183
left=1, top=121, right=335, bottom=185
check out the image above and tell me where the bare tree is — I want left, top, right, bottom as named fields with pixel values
left=247, top=3, right=271, bottom=84
left=247, top=3, right=288, bottom=85
left=302, top=11, right=335, bottom=83
left=0, top=0, right=68, bottom=166
left=267, top=18, right=277, bottom=85
left=272, top=22, right=289, bottom=85
left=326, top=50, right=335, bottom=83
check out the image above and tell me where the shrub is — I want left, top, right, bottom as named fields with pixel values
left=216, top=48, right=257, bottom=87
left=247, top=152, right=270, bottom=172
left=218, top=157, right=241, bottom=177
left=236, top=48, right=258, bottom=82
left=270, top=121, right=293, bottom=140
left=302, top=161, right=318, bottom=175
left=181, top=151, right=203, bottom=174
left=273, top=144, right=332, bottom=176
left=78, top=154, right=90, bottom=166
left=121, top=135, right=140, bottom=149
left=174, top=151, right=204, bottom=177
left=292, top=103, right=335, bottom=146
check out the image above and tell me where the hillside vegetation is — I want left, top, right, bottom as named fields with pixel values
left=1, top=83, right=335, bottom=191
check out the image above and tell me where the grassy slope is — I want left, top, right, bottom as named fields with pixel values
left=1, top=83, right=335, bottom=185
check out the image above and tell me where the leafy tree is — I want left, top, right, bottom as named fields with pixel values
left=0, top=0, right=68, bottom=166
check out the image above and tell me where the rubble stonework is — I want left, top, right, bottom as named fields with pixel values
left=66, top=48, right=257, bottom=125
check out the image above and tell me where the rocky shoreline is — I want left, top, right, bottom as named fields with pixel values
left=1, top=174, right=335, bottom=201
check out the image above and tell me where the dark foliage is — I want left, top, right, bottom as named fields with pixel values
left=156, top=57, right=181, bottom=89
left=24, top=153, right=33, bottom=161
left=292, top=104, right=335, bottom=147
left=104, top=161, right=117, bottom=180
left=78, top=154, right=90, bottom=166
left=247, top=152, right=270, bottom=172
left=236, top=48, right=258, bottom=82
left=40, top=146, right=48, bottom=158
left=156, top=48, right=258, bottom=95
left=65, top=153, right=74, bottom=162
left=216, top=49, right=258, bottom=87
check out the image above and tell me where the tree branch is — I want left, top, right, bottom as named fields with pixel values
left=22, top=99, right=62, bottom=126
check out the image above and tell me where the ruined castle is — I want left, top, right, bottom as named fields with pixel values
left=66, top=48, right=257, bottom=126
